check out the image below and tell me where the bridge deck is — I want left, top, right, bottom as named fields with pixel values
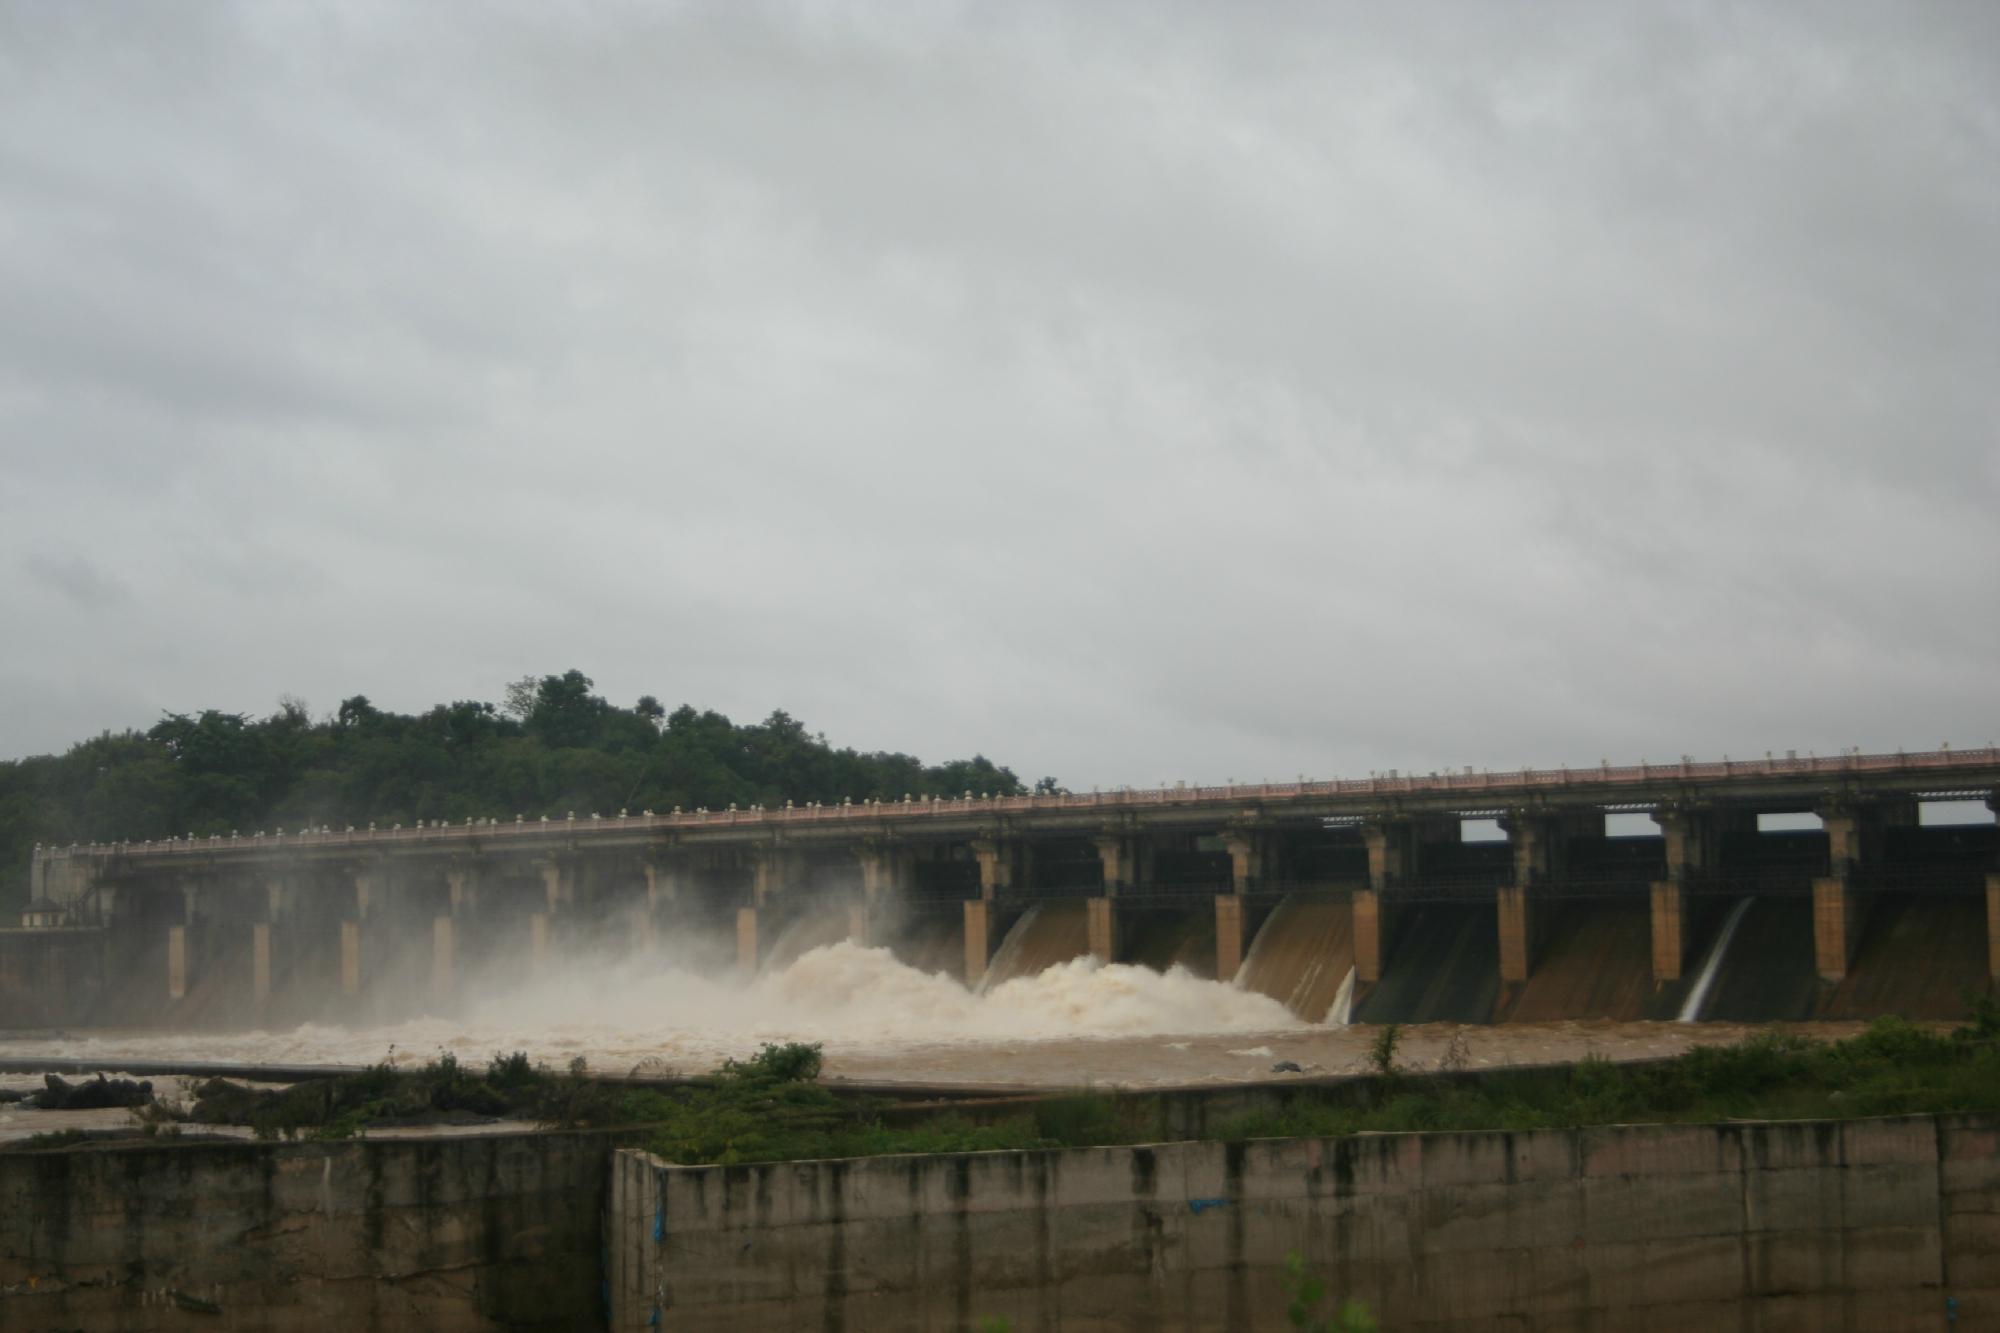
left=33, top=746, right=2000, bottom=872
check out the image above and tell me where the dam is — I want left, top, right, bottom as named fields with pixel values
left=7, top=746, right=1998, bottom=1033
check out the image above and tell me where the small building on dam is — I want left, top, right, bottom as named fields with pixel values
left=9, top=746, right=1999, bottom=1031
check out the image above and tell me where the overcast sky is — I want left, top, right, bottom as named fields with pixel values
left=2, top=2, right=1995, bottom=789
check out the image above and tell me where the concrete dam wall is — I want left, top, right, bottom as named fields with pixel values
left=611, top=1114, right=2000, bottom=1331
left=5, top=1111, right=1998, bottom=1330
left=9, top=879, right=1999, bottom=1032
left=20, top=752, right=1998, bottom=1030
left=0, top=1130, right=626, bottom=1331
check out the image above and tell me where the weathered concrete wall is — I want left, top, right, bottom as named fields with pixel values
left=1, top=1130, right=622, bottom=1331
left=611, top=1115, right=2000, bottom=1331
left=1943, top=1117, right=2000, bottom=1324
left=6, top=1113, right=1996, bottom=1330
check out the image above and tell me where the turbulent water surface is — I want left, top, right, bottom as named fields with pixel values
left=0, top=941, right=1877, bottom=1088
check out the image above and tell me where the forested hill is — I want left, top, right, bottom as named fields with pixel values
left=0, top=670, right=1048, bottom=914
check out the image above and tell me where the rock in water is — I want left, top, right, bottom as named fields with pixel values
left=33, top=1074, right=154, bottom=1110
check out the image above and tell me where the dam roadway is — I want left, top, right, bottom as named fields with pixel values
left=13, top=745, right=2000, bottom=1030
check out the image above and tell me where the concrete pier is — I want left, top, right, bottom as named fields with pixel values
left=1813, top=875, right=1861, bottom=982
left=1989, top=872, right=2000, bottom=982
left=1649, top=881, right=1686, bottom=982
left=538, top=861, right=573, bottom=912
left=432, top=916, right=454, bottom=996
left=857, top=842, right=906, bottom=904
left=963, top=899, right=993, bottom=986
left=251, top=922, right=272, bottom=1005
left=1091, top=835, right=1131, bottom=894
left=1223, top=828, right=1268, bottom=892
left=642, top=859, right=678, bottom=910
left=1504, top=812, right=1556, bottom=886
left=1496, top=884, right=1534, bottom=984
left=1655, top=804, right=1711, bottom=878
left=339, top=920, right=361, bottom=996
left=735, top=907, right=758, bottom=975
left=751, top=848, right=801, bottom=906
left=1085, top=897, right=1116, bottom=962
left=1213, top=894, right=1244, bottom=982
left=352, top=871, right=375, bottom=921
left=1353, top=888, right=1387, bottom=983
left=166, top=925, right=187, bottom=1002
left=1362, top=818, right=1410, bottom=890
left=970, top=838, right=1027, bottom=897
left=445, top=867, right=476, bottom=913
left=1821, top=804, right=1862, bottom=871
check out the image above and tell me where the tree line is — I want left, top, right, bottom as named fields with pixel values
left=0, top=670, right=1050, bottom=914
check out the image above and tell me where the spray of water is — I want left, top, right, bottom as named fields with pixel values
left=1326, top=966, right=1357, bottom=1027
left=9, top=939, right=1300, bottom=1074
left=1677, top=897, right=1753, bottom=1023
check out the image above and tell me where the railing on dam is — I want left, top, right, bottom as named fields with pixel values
left=31, top=744, right=2000, bottom=864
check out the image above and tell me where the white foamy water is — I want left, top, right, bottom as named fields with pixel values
left=2, top=942, right=1301, bottom=1079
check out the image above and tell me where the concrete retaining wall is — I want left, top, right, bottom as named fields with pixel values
left=9, top=1113, right=1998, bottom=1330
left=1, top=1131, right=621, bottom=1331
left=611, top=1115, right=2000, bottom=1331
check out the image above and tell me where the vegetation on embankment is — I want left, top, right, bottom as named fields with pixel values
left=1212, top=1003, right=2000, bottom=1143
left=127, top=998, right=2000, bottom=1162
left=181, top=1051, right=620, bottom=1141
left=625, top=1005, right=2000, bottom=1164
left=1, top=668, right=1047, bottom=913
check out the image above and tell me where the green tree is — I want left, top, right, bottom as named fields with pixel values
left=0, top=671, right=1051, bottom=914
left=525, top=670, right=610, bottom=749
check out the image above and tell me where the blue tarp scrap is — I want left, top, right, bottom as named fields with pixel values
left=1188, top=1197, right=1230, bottom=1214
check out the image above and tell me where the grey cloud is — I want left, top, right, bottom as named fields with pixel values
left=0, top=1, right=1994, bottom=786
left=21, top=553, right=130, bottom=610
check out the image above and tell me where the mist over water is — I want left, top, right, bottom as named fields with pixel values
left=3, top=924, right=1879, bottom=1088
left=4, top=942, right=1302, bottom=1079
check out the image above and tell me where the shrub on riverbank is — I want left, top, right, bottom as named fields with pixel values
left=188, top=1050, right=613, bottom=1140
left=627, top=1045, right=1138, bottom=1165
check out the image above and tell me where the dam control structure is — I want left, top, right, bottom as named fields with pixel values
left=12, top=746, right=2000, bottom=1028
